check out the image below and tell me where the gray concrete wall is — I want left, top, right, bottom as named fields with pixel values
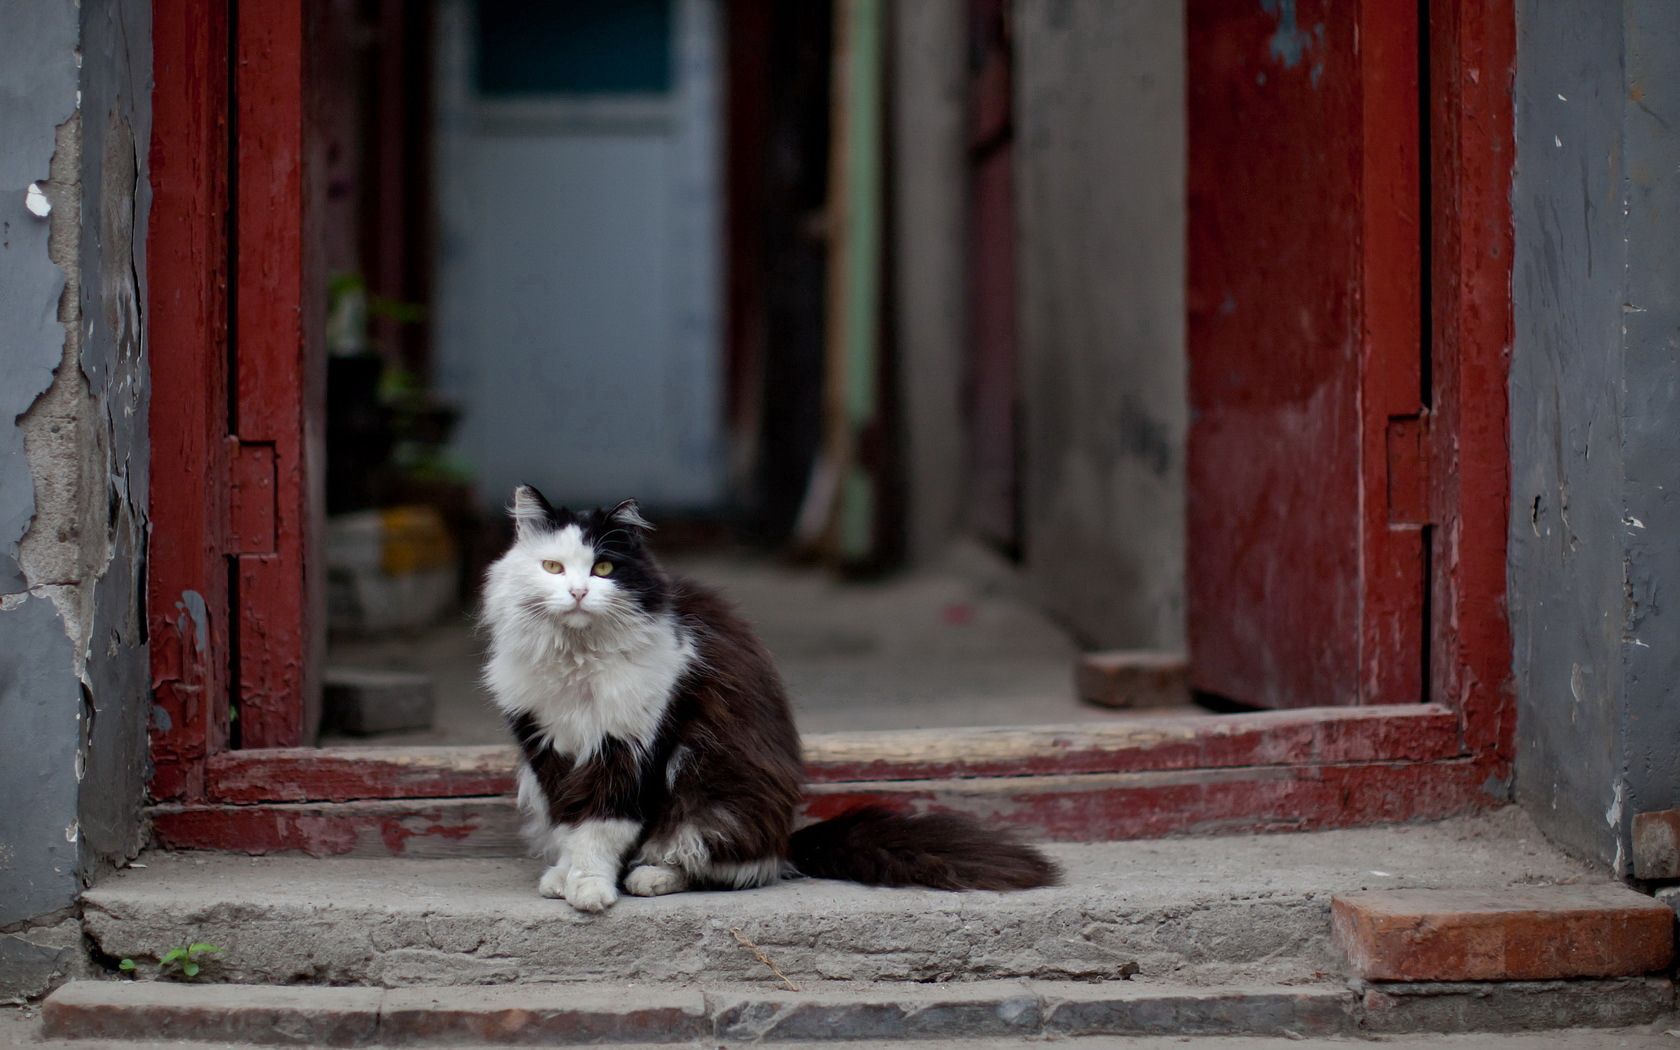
left=887, top=0, right=969, bottom=564
left=0, top=0, right=152, bottom=1000
left=1511, top=0, right=1680, bottom=873
left=1012, top=0, right=1186, bottom=648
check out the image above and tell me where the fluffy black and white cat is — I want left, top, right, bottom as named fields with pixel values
left=482, top=486, right=1060, bottom=912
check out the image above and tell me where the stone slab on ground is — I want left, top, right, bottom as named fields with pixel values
left=1357, top=977, right=1675, bottom=1034
left=42, top=983, right=383, bottom=1045
left=82, top=812, right=1591, bottom=988
left=1332, top=885, right=1675, bottom=981
left=1075, top=651, right=1189, bottom=709
left=36, top=976, right=1679, bottom=1045
left=1633, top=808, right=1680, bottom=880
left=11, top=1000, right=1680, bottom=1050
left=324, top=668, right=437, bottom=736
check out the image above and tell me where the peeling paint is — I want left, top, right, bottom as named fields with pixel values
left=179, top=589, right=209, bottom=652
left=2, top=0, right=153, bottom=998
left=25, top=182, right=51, bottom=217
left=1259, top=0, right=1323, bottom=72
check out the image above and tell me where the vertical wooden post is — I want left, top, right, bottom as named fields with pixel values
left=232, top=0, right=325, bottom=747
left=1427, top=0, right=1516, bottom=764
left=147, top=0, right=233, bottom=801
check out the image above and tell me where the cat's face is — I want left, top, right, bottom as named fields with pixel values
left=488, top=486, right=668, bottom=629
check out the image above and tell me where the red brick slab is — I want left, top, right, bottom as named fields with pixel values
left=378, top=986, right=704, bottom=1045
left=1331, top=885, right=1675, bottom=982
left=42, top=981, right=381, bottom=1046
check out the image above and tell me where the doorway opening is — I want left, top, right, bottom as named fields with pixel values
left=146, top=0, right=1515, bottom=849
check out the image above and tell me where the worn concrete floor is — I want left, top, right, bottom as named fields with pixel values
left=323, top=548, right=1178, bottom=746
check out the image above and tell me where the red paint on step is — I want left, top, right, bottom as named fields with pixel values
left=204, top=705, right=1464, bottom=804
left=156, top=756, right=1503, bottom=855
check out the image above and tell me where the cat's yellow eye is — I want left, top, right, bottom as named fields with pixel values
left=541, top=559, right=563, bottom=574
left=592, top=561, right=614, bottom=577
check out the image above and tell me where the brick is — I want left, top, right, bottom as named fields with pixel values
left=1075, top=651, right=1188, bottom=709
left=378, top=985, right=705, bottom=1045
left=1331, top=885, right=1675, bottom=982
left=41, top=981, right=381, bottom=1046
left=1632, top=808, right=1680, bottom=879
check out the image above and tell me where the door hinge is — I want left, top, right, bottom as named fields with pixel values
left=1385, top=414, right=1431, bottom=526
left=227, top=437, right=277, bottom=555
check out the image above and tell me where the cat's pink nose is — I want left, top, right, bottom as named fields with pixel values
left=569, top=587, right=589, bottom=601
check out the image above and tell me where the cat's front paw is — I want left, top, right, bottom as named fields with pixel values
left=537, top=865, right=568, bottom=899
left=565, top=872, right=619, bottom=913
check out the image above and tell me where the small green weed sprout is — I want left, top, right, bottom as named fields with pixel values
left=118, top=942, right=221, bottom=979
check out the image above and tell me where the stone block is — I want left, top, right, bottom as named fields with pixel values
left=1358, top=977, right=1675, bottom=1033
left=323, top=668, right=436, bottom=735
left=1632, top=808, right=1680, bottom=880
left=1075, top=650, right=1189, bottom=709
left=1331, top=885, right=1674, bottom=982
left=708, top=983, right=1041, bottom=1042
left=1040, top=984, right=1355, bottom=1037
left=0, top=918, right=82, bottom=1002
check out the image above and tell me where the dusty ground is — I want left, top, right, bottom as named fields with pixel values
left=322, top=547, right=1176, bottom=746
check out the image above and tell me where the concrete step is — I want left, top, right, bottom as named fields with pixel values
left=37, top=975, right=1677, bottom=1045
left=83, top=812, right=1589, bottom=989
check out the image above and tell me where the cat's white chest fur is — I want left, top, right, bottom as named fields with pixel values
left=486, top=616, right=694, bottom=758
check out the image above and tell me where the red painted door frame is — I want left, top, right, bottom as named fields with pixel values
left=148, top=0, right=321, bottom=802
left=145, top=0, right=1515, bottom=848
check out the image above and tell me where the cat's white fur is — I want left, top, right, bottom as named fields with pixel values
left=483, top=504, right=783, bottom=910
left=483, top=523, right=695, bottom=762
left=483, top=517, right=696, bottom=910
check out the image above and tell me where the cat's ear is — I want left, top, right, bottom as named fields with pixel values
left=510, top=485, right=555, bottom=539
left=607, top=498, right=654, bottom=533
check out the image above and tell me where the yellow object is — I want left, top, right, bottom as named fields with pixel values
left=378, top=506, right=456, bottom=576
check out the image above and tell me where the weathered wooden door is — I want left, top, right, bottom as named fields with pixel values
left=1187, top=0, right=1427, bottom=709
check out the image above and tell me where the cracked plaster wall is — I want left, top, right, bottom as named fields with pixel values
left=1, top=0, right=151, bottom=1000
left=1511, top=0, right=1680, bottom=872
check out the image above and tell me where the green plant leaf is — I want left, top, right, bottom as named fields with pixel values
left=187, top=943, right=221, bottom=957
left=160, top=947, right=188, bottom=964
left=182, top=961, right=200, bottom=978
left=118, top=959, right=136, bottom=972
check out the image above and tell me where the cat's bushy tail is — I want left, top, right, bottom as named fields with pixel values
left=788, top=804, right=1061, bottom=891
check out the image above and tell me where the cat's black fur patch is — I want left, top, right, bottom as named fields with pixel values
left=494, top=493, right=1060, bottom=895
left=517, top=487, right=670, bottom=614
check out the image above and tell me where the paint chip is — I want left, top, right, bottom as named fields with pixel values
left=1624, top=514, right=1646, bottom=529
left=25, top=183, right=50, bottom=217
left=1554, top=135, right=1563, bottom=148
left=1557, top=92, right=1568, bottom=102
